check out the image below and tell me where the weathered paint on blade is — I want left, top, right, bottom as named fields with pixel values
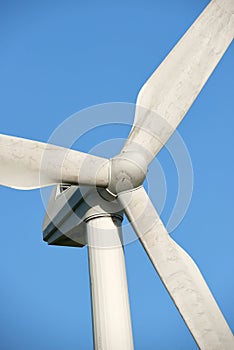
left=122, top=0, right=234, bottom=164
left=0, top=134, right=109, bottom=189
left=118, top=186, right=234, bottom=350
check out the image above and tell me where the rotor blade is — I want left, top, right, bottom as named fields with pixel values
left=118, top=186, right=234, bottom=350
left=121, top=0, right=234, bottom=165
left=0, top=134, right=109, bottom=190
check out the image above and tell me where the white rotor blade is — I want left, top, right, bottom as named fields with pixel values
left=122, top=0, right=234, bottom=164
left=118, top=186, right=234, bottom=350
left=0, top=134, right=109, bottom=190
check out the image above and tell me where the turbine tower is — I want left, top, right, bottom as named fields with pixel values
left=0, top=0, right=233, bottom=349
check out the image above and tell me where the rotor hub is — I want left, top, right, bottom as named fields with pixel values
left=107, top=151, right=148, bottom=195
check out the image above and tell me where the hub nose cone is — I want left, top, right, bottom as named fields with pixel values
left=107, top=151, right=148, bottom=195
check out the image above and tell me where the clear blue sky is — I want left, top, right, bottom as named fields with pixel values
left=0, top=1, right=233, bottom=349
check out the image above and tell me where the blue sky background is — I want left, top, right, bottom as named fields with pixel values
left=0, top=0, right=233, bottom=349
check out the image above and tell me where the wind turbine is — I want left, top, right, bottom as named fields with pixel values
left=0, top=0, right=233, bottom=349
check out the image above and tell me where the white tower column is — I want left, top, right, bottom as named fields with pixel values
left=86, top=214, right=134, bottom=350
